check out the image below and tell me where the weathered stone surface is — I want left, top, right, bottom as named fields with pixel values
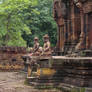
left=51, top=56, right=92, bottom=87
left=0, top=47, right=27, bottom=70
left=0, top=72, right=61, bottom=92
left=53, top=0, right=92, bottom=55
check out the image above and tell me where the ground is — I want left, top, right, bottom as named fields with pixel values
left=0, top=72, right=61, bottom=92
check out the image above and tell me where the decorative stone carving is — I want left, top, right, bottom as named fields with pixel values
left=83, top=2, right=92, bottom=13
left=53, top=0, right=66, bottom=26
left=0, top=47, right=26, bottom=71
left=53, top=0, right=92, bottom=54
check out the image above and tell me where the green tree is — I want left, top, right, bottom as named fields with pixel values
left=0, top=0, right=38, bottom=46
left=0, top=0, right=57, bottom=47
left=22, top=0, right=57, bottom=47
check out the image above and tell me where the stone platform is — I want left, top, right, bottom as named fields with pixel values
left=26, top=56, right=92, bottom=88
left=51, top=56, right=92, bottom=87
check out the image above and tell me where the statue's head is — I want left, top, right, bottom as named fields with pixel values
left=34, top=37, right=39, bottom=43
left=43, top=34, right=49, bottom=42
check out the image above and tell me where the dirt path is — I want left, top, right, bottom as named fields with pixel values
left=0, top=72, right=61, bottom=92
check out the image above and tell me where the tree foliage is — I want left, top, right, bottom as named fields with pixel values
left=0, top=0, right=57, bottom=47
left=0, top=0, right=38, bottom=46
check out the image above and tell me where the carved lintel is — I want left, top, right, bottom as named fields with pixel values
left=83, top=2, right=92, bottom=13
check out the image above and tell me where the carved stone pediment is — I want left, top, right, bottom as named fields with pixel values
left=53, top=0, right=66, bottom=18
left=83, top=2, right=92, bottom=13
left=53, top=0, right=67, bottom=26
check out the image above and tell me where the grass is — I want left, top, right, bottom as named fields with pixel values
left=70, top=88, right=85, bottom=92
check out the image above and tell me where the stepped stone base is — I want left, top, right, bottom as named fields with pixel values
left=27, top=56, right=92, bottom=89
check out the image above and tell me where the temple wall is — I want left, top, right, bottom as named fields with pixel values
left=88, top=13, right=92, bottom=48
left=53, top=0, right=92, bottom=54
left=0, top=47, right=27, bottom=70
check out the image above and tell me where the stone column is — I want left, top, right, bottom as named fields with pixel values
left=75, top=2, right=86, bottom=50
left=71, top=4, right=76, bottom=42
left=85, top=14, right=89, bottom=49
left=67, top=20, right=71, bottom=42
left=57, top=25, right=60, bottom=51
